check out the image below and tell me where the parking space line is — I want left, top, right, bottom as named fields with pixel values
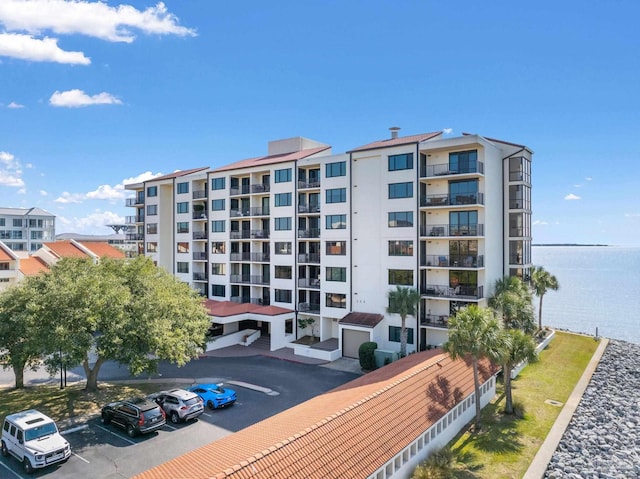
left=202, top=412, right=213, bottom=418
left=0, top=460, right=23, bottom=478
left=95, top=424, right=137, bottom=445
left=62, top=424, right=89, bottom=435
left=163, top=423, right=177, bottom=431
left=72, top=451, right=90, bottom=463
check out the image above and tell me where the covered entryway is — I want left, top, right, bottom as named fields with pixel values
left=342, top=329, right=371, bottom=359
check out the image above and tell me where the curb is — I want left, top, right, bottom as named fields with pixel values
left=522, top=337, right=609, bottom=479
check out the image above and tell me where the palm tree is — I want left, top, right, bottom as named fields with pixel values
left=530, top=266, right=560, bottom=331
left=489, top=276, right=536, bottom=333
left=496, top=328, right=538, bottom=414
left=386, top=286, right=420, bottom=357
left=443, top=305, right=501, bottom=429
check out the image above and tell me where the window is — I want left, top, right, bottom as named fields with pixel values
left=146, top=223, right=157, bottom=234
left=449, top=150, right=477, bottom=174
left=388, top=153, right=413, bottom=171
left=177, top=222, right=189, bottom=234
left=146, top=242, right=157, bottom=252
left=147, top=205, right=158, bottom=216
left=177, top=202, right=189, bottom=214
left=275, top=266, right=292, bottom=279
left=177, top=242, right=189, bottom=253
left=177, top=262, right=189, bottom=273
left=275, top=217, right=291, bottom=230
left=211, top=177, right=225, bottom=190
left=450, top=211, right=478, bottom=236
left=388, top=269, right=413, bottom=285
left=388, top=211, right=413, bottom=227
left=212, top=241, right=225, bottom=254
left=212, top=220, right=225, bottom=232
left=275, top=193, right=292, bottom=207
left=275, top=289, right=292, bottom=303
left=147, top=186, right=157, bottom=197
left=211, top=284, right=225, bottom=297
left=211, top=263, right=225, bottom=275
left=275, top=168, right=292, bottom=183
left=326, top=267, right=346, bottom=282
left=211, top=199, right=225, bottom=211
left=449, top=180, right=478, bottom=205
left=326, top=188, right=346, bottom=203
left=326, top=214, right=346, bottom=229
left=326, top=241, right=346, bottom=255
left=388, top=241, right=413, bottom=256
left=177, top=182, right=189, bottom=194
left=388, top=182, right=413, bottom=199
left=326, top=293, right=346, bottom=308
left=0, top=219, right=4, bottom=226
left=12, top=219, right=22, bottom=227
left=275, top=242, right=292, bottom=254
left=389, top=326, right=414, bottom=344
left=326, top=161, right=346, bottom=178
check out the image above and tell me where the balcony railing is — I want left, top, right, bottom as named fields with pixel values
left=422, top=254, right=484, bottom=268
left=421, top=284, right=484, bottom=300
left=231, top=296, right=271, bottom=306
left=298, top=278, right=321, bottom=289
left=251, top=206, right=270, bottom=216
left=230, top=208, right=251, bottom=218
left=192, top=252, right=208, bottom=261
left=230, top=185, right=251, bottom=196
left=192, top=231, right=208, bottom=240
left=192, top=211, right=208, bottom=220
left=420, top=161, right=484, bottom=178
left=230, top=275, right=269, bottom=285
left=298, top=204, right=321, bottom=214
left=250, top=252, right=270, bottom=262
left=420, top=223, right=484, bottom=237
left=251, top=183, right=270, bottom=194
left=420, top=314, right=449, bottom=328
left=298, top=180, right=321, bottom=189
left=192, top=189, right=208, bottom=200
left=298, top=302, right=321, bottom=314
left=192, top=273, right=207, bottom=281
left=230, top=252, right=250, bottom=261
left=298, top=228, right=320, bottom=239
left=252, top=229, right=269, bottom=239
left=420, top=193, right=485, bottom=207
left=298, top=253, right=320, bottom=264
left=126, top=233, right=144, bottom=241
left=126, top=197, right=144, bottom=206
left=230, top=230, right=251, bottom=239
left=125, top=215, right=145, bottom=224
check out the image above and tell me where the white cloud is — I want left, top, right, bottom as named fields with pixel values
left=442, top=128, right=453, bottom=135
left=585, top=177, right=592, bottom=181
left=624, top=213, right=640, bottom=218
left=39, top=190, right=48, bottom=196
left=0, top=32, right=90, bottom=64
left=0, top=150, right=25, bottom=187
left=54, top=191, right=84, bottom=204
left=7, top=101, right=24, bottom=108
left=533, top=220, right=549, bottom=225
left=85, top=183, right=125, bottom=201
left=49, top=89, right=122, bottom=107
left=54, top=171, right=163, bottom=205
left=57, top=210, right=125, bottom=234
left=565, top=193, right=581, bottom=200
left=123, top=171, right=164, bottom=186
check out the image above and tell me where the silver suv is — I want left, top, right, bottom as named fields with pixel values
left=150, top=389, right=204, bottom=424
left=1, top=409, right=71, bottom=474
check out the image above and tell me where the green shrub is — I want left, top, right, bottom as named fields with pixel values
left=412, top=448, right=456, bottom=479
left=358, top=341, right=378, bottom=370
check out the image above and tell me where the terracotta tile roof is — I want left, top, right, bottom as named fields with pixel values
left=203, top=299, right=292, bottom=317
left=212, top=147, right=331, bottom=173
left=146, top=167, right=210, bottom=183
left=0, top=247, right=14, bottom=261
left=19, top=256, right=49, bottom=276
left=338, top=311, right=384, bottom=328
left=133, top=351, right=497, bottom=479
left=78, top=242, right=126, bottom=259
left=349, top=131, right=443, bottom=153
left=461, top=132, right=526, bottom=149
left=43, top=241, right=89, bottom=259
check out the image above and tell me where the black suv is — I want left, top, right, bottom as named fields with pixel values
left=101, top=398, right=166, bottom=437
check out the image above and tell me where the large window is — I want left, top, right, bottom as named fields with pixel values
left=388, top=153, right=413, bottom=171
left=275, top=168, right=292, bottom=183
left=449, top=211, right=478, bottom=236
left=177, top=222, right=189, bottom=233
left=388, top=269, right=413, bottom=285
left=146, top=205, right=158, bottom=216
left=211, top=177, right=225, bottom=190
left=212, top=220, right=225, bottom=232
left=275, top=242, right=292, bottom=254
left=275, top=217, right=292, bottom=230
left=326, top=241, right=346, bottom=255
left=388, top=211, right=413, bottom=227
left=275, top=289, right=292, bottom=303
left=177, top=202, right=189, bottom=214
left=326, top=214, right=346, bottom=229
left=388, top=182, right=413, bottom=199
left=326, top=161, right=346, bottom=177
left=326, top=267, right=346, bottom=282
left=146, top=242, right=157, bottom=252
left=275, top=193, right=292, bottom=207
left=12, top=219, right=22, bottom=227
left=177, top=182, right=189, bottom=194
left=326, top=293, right=346, bottom=308
left=147, top=186, right=157, bottom=197
left=211, top=284, right=225, bottom=297
left=146, top=223, right=157, bottom=234
left=389, top=326, right=414, bottom=344
left=177, top=242, right=189, bottom=253
left=449, top=150, right=477, bottom=174
left=212, top=241, right=225, bottom=254
left=449, top=180, right=478, bottom=205
left=275, top=266, right=292, bottom=279
left=388, top=241, right=413, bottom=256
left=177, top=262, right=189, bottom=273
left=326, top=188, right=346, bottom=203
left=212, top=199, right=225, bottom=211
left=211, top=263, right=225, bottom=275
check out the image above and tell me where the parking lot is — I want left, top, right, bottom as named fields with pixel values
left=0, top=356, right=359, bottom=478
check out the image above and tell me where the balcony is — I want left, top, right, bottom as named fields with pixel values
left=421, top=284, right=484, bottom=300
left=230, top=185, right=251, bottom=196
left=230, top=230, right=251, bottom=239
left=251, top=183, right=270, bottom=194
left=231, top=296, right=270, bottom=306
left=420, top=223, right=485, bottom=237
left=192, top=211, right=208, bottom=220
left=250, top=252, right=270, bottom=262
left=298, top=228, right=320, bottom=239
left=192, top=272, right=207, bottom=281
left=298, top=302, right=321, bottom=314
left=420, top=193, right=485, bottom=207
left=126, top=197, right=144, bottom=206
left=192, top=189, right=208, bottom=200
left=230, top=208, right=251, bottom=218
left=192, top=252, right=208, bottom=261
left=298, top=180, right=321, bottom=189
left=251, top=229, right=269, bottom=239
left=420, top=161, right=484, bottom=178
left=250, top=206, right=270, bottom=216
left=230, top=252, right=251, bottom=261
left=125, top=215, right=145, bottom=224
left=230, top=275, right=270, bottom=285
left=420, top=314, right=449, bottom=329
left=298, top=253, right=320, bottom=264
left=422, top=254, right=484, bottom=268
left=298, top=278, right=321, bottom=289
left=298, top=204, right=321, bottom=214
left=126, top=233, right=144, bottom=241
left=192, top=231, right=208, bottom=240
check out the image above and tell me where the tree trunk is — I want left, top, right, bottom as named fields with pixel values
left=12, top=363, right=25, bottom=389
left=400, top=316, right=407, bottom=357
left=473, top=359, right=481, bottom=428
left=83, top=356, right=106, bottom=392
left=538, top=295, right=544, bottom=330
left=504, top=364, right=513, bottom=414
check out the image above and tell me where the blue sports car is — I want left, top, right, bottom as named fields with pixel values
left=187, top=383, right=237, bottom=409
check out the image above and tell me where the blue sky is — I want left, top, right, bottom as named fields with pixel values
left=1, top=0, right=639, bottom=245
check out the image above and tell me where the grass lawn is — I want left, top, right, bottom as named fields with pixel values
left=0, top=381, right=185, bottom=425
left=448, top=331, right=600, bottom=479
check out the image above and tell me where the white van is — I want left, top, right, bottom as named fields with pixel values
left=1, top=409, right=71, bottom=473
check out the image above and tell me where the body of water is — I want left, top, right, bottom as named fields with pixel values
left=531, top=246, right=640, bottom=345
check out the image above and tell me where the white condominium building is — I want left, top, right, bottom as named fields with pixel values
left=125, top=129, right=532, bottom=359
left=0, top=207, right=56, bottom=253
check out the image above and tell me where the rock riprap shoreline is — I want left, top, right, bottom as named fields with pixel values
left=544, top=339, right=640, bottom=478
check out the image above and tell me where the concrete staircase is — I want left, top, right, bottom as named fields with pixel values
left=250, top=335, right=271, bottom=351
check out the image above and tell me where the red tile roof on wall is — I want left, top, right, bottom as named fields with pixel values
left=212, top=147, right=331, bottom=173
left=0, top=248, right=13, bottom=261
left=349, top=131, right=443, bottom=153
left=43, top=241, right=89, bottom=259
left=338, top=311, right=384, bottom=328
left=145, top=167, right=211, bottom=182
left=461, top=132, right=527, bottom=149
left=203, top=299, right=292, bottom=317
left=133, top=351, right=497, bottom=479
left=19, top=256, right=49, bottom=276
left=78, top=242, right=126, bottom=259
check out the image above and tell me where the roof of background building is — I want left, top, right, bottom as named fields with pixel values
left=133, top=351, right=496, bottom=479
left=44, top=241, right=89, bottom=259
left=43, top=240, right=125, bottom=260
left=203, top=299, right=292, bottom=317
left=212, top=146, right=331, bottom=173
left=18, top=256, right=49, bottom=276
left=146, top=167, right=211, bottom=182
left=349, top=131, right=443, bottom=153
left=0, top=207, right=55, bottom=217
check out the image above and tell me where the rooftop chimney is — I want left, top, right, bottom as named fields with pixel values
left=389, top=126, right=400, bottom=139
